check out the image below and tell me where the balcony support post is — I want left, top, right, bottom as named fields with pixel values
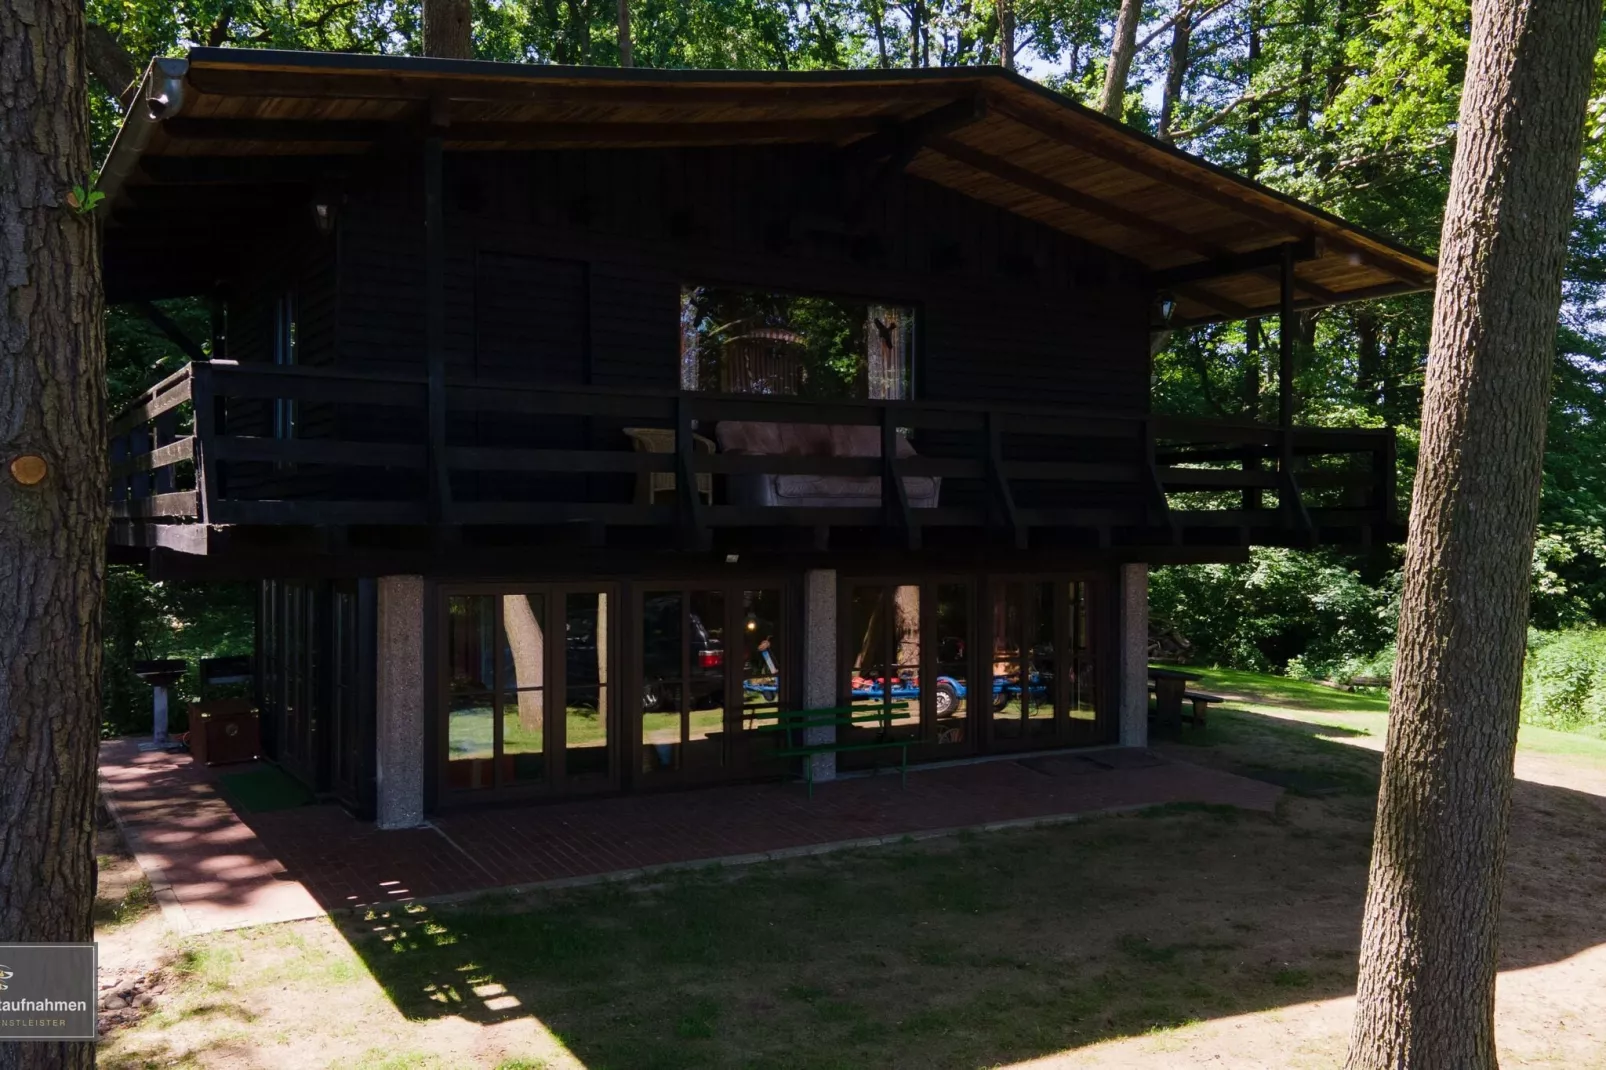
left=801, top=569, right=838, bottom=785
left=375, top=575, right=426, bottom=829
left=1117, top=563, right=1149, bottom=749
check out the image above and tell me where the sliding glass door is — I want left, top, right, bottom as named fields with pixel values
left=984, top=575, right=1109, bottom=751
left=838, top=578, right=976, bottom=767
left=441, top=584, right=617, bottom=800
left=633, top=583, right=790, bottom=787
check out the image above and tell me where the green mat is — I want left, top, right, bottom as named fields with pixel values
left=218, top=767, right=314, bottom=813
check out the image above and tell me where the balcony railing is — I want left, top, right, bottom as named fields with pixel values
left=107, top=361, right=1399, bottom=551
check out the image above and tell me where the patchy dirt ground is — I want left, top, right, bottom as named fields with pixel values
left=93, top=698, right=1606, bottom=1070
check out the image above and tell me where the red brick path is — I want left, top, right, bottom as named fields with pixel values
left=100, top=741, right=1280, bottom=928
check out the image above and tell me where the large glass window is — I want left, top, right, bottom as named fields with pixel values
left=739, top=588, right=787, bottom=737
left=446, top=595, right=498, bottom=790
left=679, top=286, right=914, bottom=400
left=847, top=584, right=923, bottom=743
left=564, top=592, right=609, bottom=778
left=933, top=584, right=970, bottom=745
left=639, top=589, right=726, bottom=776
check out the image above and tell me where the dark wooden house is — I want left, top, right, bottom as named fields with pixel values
left=101, top=49, right=1435, bottom=824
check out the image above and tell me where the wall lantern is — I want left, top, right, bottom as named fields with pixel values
left=1156, top=293, right=1177, bottom=326
left=311, top=196, right=338, bottom=236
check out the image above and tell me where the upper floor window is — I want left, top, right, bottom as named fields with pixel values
left=679, top=286, right=914, bottom=401
left=273, top=291, right=298, bottom=439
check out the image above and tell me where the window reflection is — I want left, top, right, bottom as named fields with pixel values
left=565, top=592, right=609, bottom=778
left=934, top=584, right=969, bottom=745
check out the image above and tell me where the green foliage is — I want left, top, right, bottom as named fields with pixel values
left=1521, top=628, right=1606, bottom=732
left=1150, top=548, right=1399, bottom=678
left=103, top=566, right=255, bottom=736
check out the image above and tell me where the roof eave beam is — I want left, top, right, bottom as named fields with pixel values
left=1151, top=236, right=1318, bottom=289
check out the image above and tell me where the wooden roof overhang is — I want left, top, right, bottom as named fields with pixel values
left=100, top=49, right=1437, bottom=317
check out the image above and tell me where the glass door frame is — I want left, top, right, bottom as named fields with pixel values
left=434, top=581, right=622, bottom=804
left=978, top=571, right=1116, bottom=754
left=624, top=577, right=795, bottom=789
left=836, top=575, right=980, bottom=765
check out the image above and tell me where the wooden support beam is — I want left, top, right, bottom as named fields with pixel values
left=928, top=136, right=1222, bottom=259
left=674, top=396, right=708, bottom=549
left=880, top=409, right=918, bottom=550
left=159, top=115, right=892, bottom=148
left=134, top=300, right=208, bottom=362
left=424, top=136, right=451, bottom=525
left=138, top=154, right=363, bottom=184
left=984, top=411, right=1026, bottom=549
left=1150, top=237, right=1318, bottom=289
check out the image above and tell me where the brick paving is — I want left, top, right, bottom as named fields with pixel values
left=100, top=740, right=1281, bottom=929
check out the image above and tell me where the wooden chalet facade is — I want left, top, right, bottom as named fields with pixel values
left=100, top=49, right=1435, bottom=822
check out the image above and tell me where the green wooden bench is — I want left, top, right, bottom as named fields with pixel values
left=752, top=703, right=913, bottom=798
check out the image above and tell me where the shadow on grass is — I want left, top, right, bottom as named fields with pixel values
left=329, top=708, right=1606, bottom=1070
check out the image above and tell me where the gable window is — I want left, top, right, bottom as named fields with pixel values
left=272, top=291, right=298, bottom=438
left=679, top=286, right=914, bottom=400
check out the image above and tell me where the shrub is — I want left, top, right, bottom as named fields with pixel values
left=1522, top=628, right=1606, bottom=731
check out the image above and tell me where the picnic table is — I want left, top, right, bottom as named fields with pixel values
left=1149, top=667, right=1203, bottom=732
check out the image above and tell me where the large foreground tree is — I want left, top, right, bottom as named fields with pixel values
left=1346, top=0, right=1602, bottom=1067
left=0, top=0, right=107, bottom=1062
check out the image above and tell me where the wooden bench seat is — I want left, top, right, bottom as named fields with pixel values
left=1181, top=691, right=1224, bottom=726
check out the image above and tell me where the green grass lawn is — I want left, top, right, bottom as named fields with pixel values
left=1171, top=664, right=1606, bottom=764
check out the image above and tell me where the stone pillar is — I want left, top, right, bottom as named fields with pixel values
left=376, top=575, right=426, bottom=829
left=802, top=569, right=838, bottom=783
left=1118, top=563, right=1150, bottom=749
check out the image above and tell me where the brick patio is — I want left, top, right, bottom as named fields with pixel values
left=100, top=740, right=1281, bottom=932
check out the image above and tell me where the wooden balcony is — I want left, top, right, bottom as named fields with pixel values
left=108, top=361, right=1400, bottom=567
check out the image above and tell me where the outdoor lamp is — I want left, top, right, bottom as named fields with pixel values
left=311, top=196, right=338, bottom=235
left=1156, top=293, right=1177, bottom=325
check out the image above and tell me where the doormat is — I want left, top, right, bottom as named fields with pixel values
left=1082, top=748, right=1167, bottom=770
left=219, top=767, right=314, bottom=813
left=1017, top=756, right=1104, bottom=777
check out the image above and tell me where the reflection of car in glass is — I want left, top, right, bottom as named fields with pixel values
left=639, top=595, right=725, bottom=712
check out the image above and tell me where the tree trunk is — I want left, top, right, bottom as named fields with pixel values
left=998, top=0, right=1016, bottom=70
left=616, top=0, right=632, bottom=67
left=502, top=596, right=545, bottom=732
left=1099, top=0, right=1142, bottom=118
left=1157, top=3, right=1192, bottom=143
left=422, top=0, right=473, bottom=58
left=1346, top=0, right=1601, bottom=1066
left=85, top=22, right=138, bottom=108
left=0, top=0, right=105, bottom=1063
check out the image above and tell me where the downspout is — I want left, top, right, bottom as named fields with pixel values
left=95, top=56, right=189, bottom=223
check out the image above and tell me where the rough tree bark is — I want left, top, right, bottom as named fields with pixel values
left=998, top=0, right=1016, bottom=70
left=422, top=0, right=473, bottom=58
left=1157, top=2, right=1192, bottom=143
left=84, top=22, right=137, bottom=108
left=1346, top=0, right=1602, bottom=1066
left=1099, top=0, right=1143, bottom=118
left=0, top=0, right=106, bottom=1063
left=617, top=0, right=632, bottom=66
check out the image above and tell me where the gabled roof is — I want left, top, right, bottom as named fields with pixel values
left=101, top=48, right=1436, bottom=320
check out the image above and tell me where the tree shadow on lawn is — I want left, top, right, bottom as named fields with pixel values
left=333, top=710, right=1606, bottom=1070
